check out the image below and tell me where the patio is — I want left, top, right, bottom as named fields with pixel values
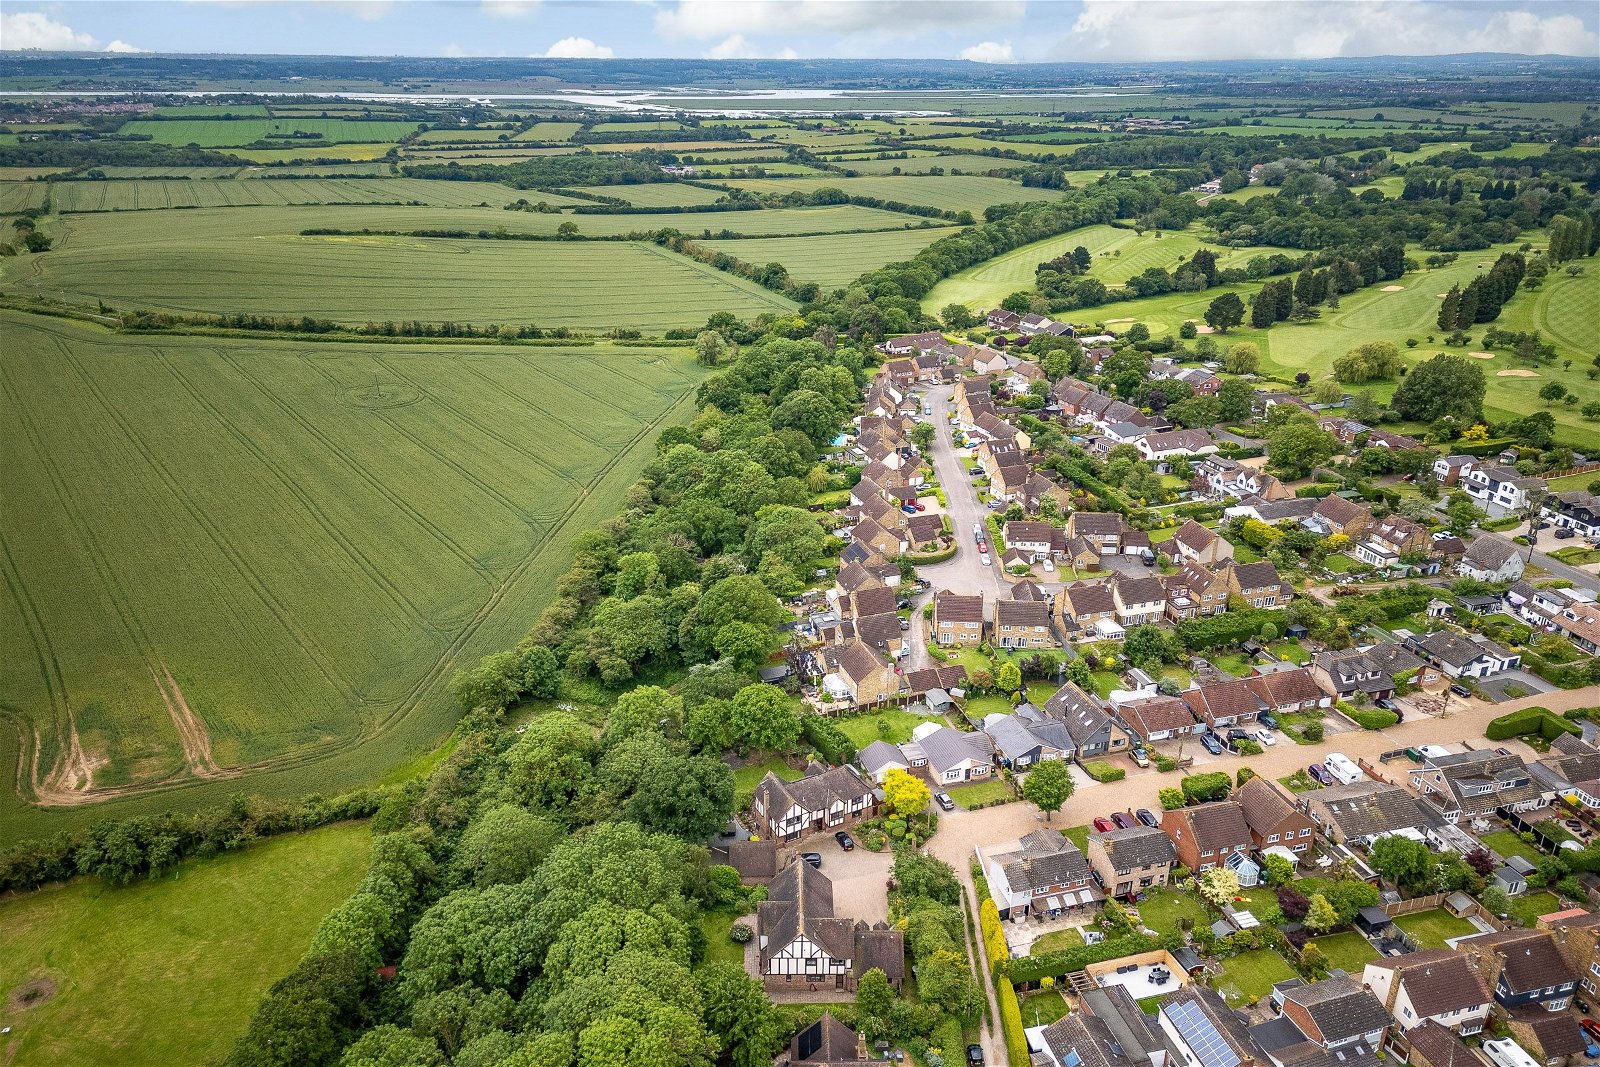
left=1084, top=950, right=1192, bottom=1000
left=1003, top=907, right=1100, bottom=956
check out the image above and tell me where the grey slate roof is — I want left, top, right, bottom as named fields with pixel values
left=915, top=726, right=994, bottom=776
left=1091, top=825, right=1177, bottom=873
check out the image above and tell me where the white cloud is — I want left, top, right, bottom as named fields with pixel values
left=656, top=0, right=1023, bottom=39
left=481, top=0, right=540, bottom=16
left=102, top=40, right=149, bottom=53
left=542, top=36, right=615, bottom=58
left=1063, top=0, right=1598, bottom=60
left=706, top=34, right=797, bottom=59
left=960, top=40, right=1016, bottom=64
left=0, top=11, right=98, bottom=50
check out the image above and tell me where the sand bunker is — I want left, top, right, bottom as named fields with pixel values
left=1497, top=369, right=1539, bottom=377
left=1381, top=285, right=1405, bottom=292
left=1468, top=352, right=1495, bottom=359
left=1193, top=324, right=1215, bottom=334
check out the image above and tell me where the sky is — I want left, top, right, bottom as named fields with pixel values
left=1, top=0, right=1596, bottom=64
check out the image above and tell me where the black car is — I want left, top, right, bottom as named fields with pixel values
left=1450, top=683, right=1472, bottom=698
left=1136, top=808, right=1159, bottom=828
left=935, top=792, right=955, bottom=812
left=1257, top=710, right=1279, bottom=729
left=1140, top=551, right=1157, bottom=567
left=1375, top=698, right=1397, bottom=711
left=897, top=598, right=911, bottom=610
left=967, top=1046, right=984, bottom=1067
left=801, top=853, right=823, bottom=868
left=1556, top=527, right=1576, bottom=539
left=1200, top=732, right=1223, bottom=755
left=835, top=830, right=856, bottom=851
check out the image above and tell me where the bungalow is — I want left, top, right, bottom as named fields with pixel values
left=980, top=828, right=1099, bottom=920
left=752, top=765, right=879, bottom=842
left=1041, top=989, right=1170, bottom=1067
left=1161, top=801, right=1252, bottom=873
left=1244, top=666, right=1332, bottom=714
left=1086, top=825, right=1177, bottom=899
left=1169, top=519, right=1233, bottom=566
left=1156, top=988, right=1257, bottom=1067
left=905, top=512, right=945, bottom=549
left=994, top=599, right=1058, bottom=650
left=1365, top=949, right=1493, bottom=1035
left=1044, top=682, right=1132, bottom=758
left=1362, top=639, right=1440, bottom=690
left=1301, top=779, right=1439, bottom=847
left=879, top=331, right=946, bottom=356
left=911, top=722, right=995, bottom=785
left=1183, top=677, right=1265, bottom=731
left=983, top=707, right=1075, bottom=769
left=933, top=592, right=986, bottom=647
left=1115, top=695, right=1200, bottom=744
left=1409, top=630, right=1521, bottom=680
left=1135, top=428, right=1218, bottom=462
left=1234, top=776, right=1316, bottom=856
left=1458, top=534, right=1527, bottom=583
left=857, top=739, right=910, bottom=784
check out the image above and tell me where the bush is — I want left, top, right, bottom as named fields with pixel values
left=1159, top=787, right=1186, bottom=810
left=1347, top=708, right=1399, bottom=730
left=1083, top=761, right=1126, bottom=783
left=1235, top=739, right=1263, bottom=756
left=1155, top=756, right=1177, bottom=772
left=730, top=922, right=754, bottom=943
left=1004, top=932, right=1169, bottom=985
left=979, top=899, right=1010, bottom=974
left=1180, top=771, right=1231, bottom=804
left=997, top=979, right=1029, bottom=1067
left=1486, top=707, right=1581, bottom=742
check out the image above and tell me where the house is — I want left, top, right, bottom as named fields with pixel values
left=1458, top=534, right=1527, bottom=583
left=1545, top=491, right=1600, bottom=540
left=1401, top=1021, right=1480, bottom=1067
left=912, top=722, right=995, bottom=785
left=786, top=1014, right=865, bottom=1067
left=1364, top=949, right=1493, bottom=1035
left=904, top=664, right=968, bottom=704
left=1164, top=561, right=1231, bottom=622
left=1432, top=455, right=1478, bottom=488
left=1310, top=495, right=1375, bottom=539
left=979, top=828, right=1099, bottom=920
left=857, top=739, right=910, bottom=784
left=720, top=839, right=780, bottom=886
left=1005, top=520, right=1064, bottom=561
left=1067, top=512, right=1127, bottom=555
left=1409, top=750, right=1544, bottom=824
left=1156, top=987, right=1257, bottom=1067
left=1410, top=630, right=1521, bottom=680
left=1300, top=780, right=1439, bottom=846
left=879, top=331, right=946, bottom=356
left=1234, top=776, right=1316, bottom=857
left=933, top=593, right=986, bottom=647
left=1225, top=495, right=1316, bottom=523
left=852, top=517, right=908, bottom=560
left=1504, top=1008, right=1588, bottom=1067
left=1462, top=464, right=1544, bottom=517
left=1169, top=520, right=1232, bottom=566
left=1161, top=801, right=1252, bottom=873
left=1310, top=648, right=1396, bottom=702
left=1040, top=987, right=1170, bottom=1067
left=982, top=708, right=1074, bottom=770
left=1543, top=910, right=1600, bottom=1000
left=1183, top=678, right=1265, bottom=731
left=1044, top=682, right=1132, bottom=758
left=1086, top=825, right=1177, bottom=899
left=1279, top=974, right=1391, bottom=1051
left=1460, top=929, right=1578, bottom=1013
left=752, top=765, right=878, bottom=842
left=1354, top=514, right=1434, bottom=572
left=1530, top=734, right=1600, bottom=802
left=1055, top=580, right=1120, bottom=638
left=758, top=860, right=904, bottom=992
left=1111, top=574, right=1168, bottom=625
left=1362, top=640, right=1440, bottom=690
left=1243, top=667, right=1332, bottom=715
left=1135, top=428, right=1218, bottom=462
left=986, top=308, right=1020, bottom=332
left=994, top=599, right=1059, bottom=650
left=823, top=641, right=904, bottom=707
left=1115, top=695, right=1200, bottom=744
left=904, top=512, right=945, bottom=549
left=1222, top=560, right=1292, bottom=609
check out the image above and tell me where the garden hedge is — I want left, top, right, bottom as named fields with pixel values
left=1181, top=771, right=1231, bottom=803
left=980, top=899, right=1010, bottom=974
left=1486, top=707, right=1581, bottom=742
left=1083, top=761, right=1126, bottom=783
left=997, top=979, right=1029, bottom=1067
left=1003, top=932, right=1172, bottom=986
left=1347, top=708, right=1399, bottom=730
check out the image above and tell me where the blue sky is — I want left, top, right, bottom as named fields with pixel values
left=2, top=1, right=1596, bottom=63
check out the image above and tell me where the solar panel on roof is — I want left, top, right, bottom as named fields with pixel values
left=1165, top=1000, right=1240, bottom=1067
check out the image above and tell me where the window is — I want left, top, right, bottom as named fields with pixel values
left=1202, top=849, right=1214, bottom=857
left=1267, top=834, right=1280, bottom=843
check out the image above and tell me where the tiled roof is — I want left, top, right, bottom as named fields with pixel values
left=1234, top=776, right=1299, bottom=835
left=1092, top=825, right=1177, bottom=872
left=1173, top=801, right=1251, bottom=852
left=1461, top=930, right=1577, bottom=994
left=936, top=592, right=985, bottom=623
left=1464, top=534, right=1519, bottom=569
left=1365, top=949, right=1490, bottom=1017
left=1403, top=1021, right=1477, bottom=1067
left=1116, top=696, right=1197, bottom=737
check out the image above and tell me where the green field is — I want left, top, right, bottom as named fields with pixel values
left=14, top=220, right=795, bottom=328
left=573, top=182, right=734, bottom=208
left=924, top=223, right=1295, bottom=312
left=0, top=821, right=371, bottom=1067
left=704, top=227, right=959, bottom=289
left=0, top=313, right=704, bottom=831
left=119, top=118, right=421, bottom=146
left=514, top=121, right=583, bottom=141
left=43, top=177, right=583, bottom=212
left=720, top=174, right=1072, bottom=214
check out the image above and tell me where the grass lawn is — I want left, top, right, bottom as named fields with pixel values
left=1213, top=653, right=1252, bottom=677
left=1136, top=887, right=1208, bottom=937
left=1062, top=823, right=1091, bottom=851
left=1091, top=671, right=1122, bottom=698
left=964, top=694, right=1017, bottom=720
left=1019, top=990, right=1072, bottom=1026
left=1323, top=554, right=1359, bottom=574
left=949, top=779, right=1014, bottom=807
left=1032, top=928, right=1084, bottom=954
left=1215, top=948, right=1298, bottom=1006
left=1235, top=887, right=1280, bottom=916
left=1268, top=639, right=1311, bottom=665
left=1509, top=891, right=1563, bottom=929
left=1159, top=664, right=1193, bottom=689
left=1480, top=830, right=1545, bottom=865
left=1279, top=769, right=1324, bottom=792
left=733, top=756, right=801, bottom=806
left=0, top=822, right=371, bottom=1067
left=1394, top=908, right=1479, bottom=948
left=1309, top=931, right=1380, bottom=972
left=836, top=708, right=932, bottom=747
left=698, top=910, right=750, bottom=969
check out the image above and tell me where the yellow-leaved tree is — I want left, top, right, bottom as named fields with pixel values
left=883, top=767, right=932, bottom=818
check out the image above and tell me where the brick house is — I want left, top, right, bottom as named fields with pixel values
left=1160, top=801, right=1251, bottom=873
left=1086, top=825, right=1177, bottom=899
left=933, top=592, right=985, bottom=647
left=1234, top=776, right=1316, bottom=857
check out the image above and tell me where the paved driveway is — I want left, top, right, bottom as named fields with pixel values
left=1475, top=669, right=1557, bottom=700
left=794, top=835, right=894, bottom=925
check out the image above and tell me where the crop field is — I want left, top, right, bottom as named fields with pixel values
left=18, top=228, right=795, bottom=328
left=840, top=154, right=1036, bottom=174
left=0, top=822, right=370, bottom=1067
left=118, top=118, right=422, bottom=146
left=920, top=135, right=1087, bottom=157
left=923, top=223, right=1295, bottom=311
left=0, top=181, right=50, bottom=213
left=0, top=313, right=706, bottom=831
left=43, top=177, right=585, bottom=212
left=704, top=226, right=960, bottom=289
left=720, top=174, right=1071, bottom=213
left=228, top=143, right=401, bottom=163
left=414, top=128, right=520, bottom=142
left=573, top=181, right=733, bottom=208
left=513, top=121, right=582, bottom=141
left=690, top=162, right=833, bottom=177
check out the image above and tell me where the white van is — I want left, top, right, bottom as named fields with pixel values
left=1323, top=752, right=1362, bottom=786
left=1482, top=1039, right=1541, bottom=1067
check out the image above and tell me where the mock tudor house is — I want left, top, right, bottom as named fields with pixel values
left=1161, top=801, right=1252, bottom=873
left=753, top=765, right=878, bottom=842
left=1364, top=949, right=1493, bottom=1035
left=1235, top=776, right=1316, bottom=857
left=1086, top=825, right=1177, bottom=899
left=758, top=860, right=905, bottom=993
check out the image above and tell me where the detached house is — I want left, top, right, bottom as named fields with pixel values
left=983, top=706, right=1075, bottom=770
left=1169, top=519, right=1232, bottom=566
left=1432, top=455, right=1477, bottom=486
left=1234, top=776, right=1315, bottom=857
left=1161, top=801, right=1252, bottom=873
left=1111, top=574, right=1167, bottom=625
left=1311, top=495, right=1375, bottom=539
left=1115, top=695, right=1200, bottom=744
left=1410, top=630, right=1521, bottom=680
left=1310, top=648, right=1397, bottom=702
left=1355, top=514, right=1435, bottom=572
left=1183, top=678, right=1264, bottom=731
left=1067, top=512, right=1127, bottom=555
left=758, top=860, right=904, bottom=992
left=753, top=765, right=878, bottom=842
left=1222, top=560, right=1292, bottom=609
left=1459, top=535, right=1527, bottom=583
left=979, top=828, right=1099, bottom=920
left=1055, top=581, right=1121, bottom=640
left=1243, top=667, right=1331, bottom=715
left=1086, top=825, right=1177, bottom=899
left=933, top=592, right=986, bottom=647
left=1462, top=464, right=1544, bottom=517
left=994, top=599, right=1058, bottom=650
left=1005, top=520, right=1064, bottom=561
left=1365, top=949, right=1493, bottom=1035
left=1045, top=682, right=1132, bottom=758
left=1301, top=780, right=1439, bottom=847
left=1546, top=491, right=1600, bottom=540
left=911, top=722, right=994, bottom=785
left=1164, top=561, right=1231, bottom=622
left=823, top=641, right=903, bottom=707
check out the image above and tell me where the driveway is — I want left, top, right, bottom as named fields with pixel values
left=797, top=836, right=894, bottom=925
left=1474, top=669, right=1557, bottom=701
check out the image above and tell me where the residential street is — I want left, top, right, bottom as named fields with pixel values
left=916, top=383, right=1008, bottom=604
left=1527, top=525, right=1600, bottom=593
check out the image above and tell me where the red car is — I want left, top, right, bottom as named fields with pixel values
left=1092, top=817, right=1116, bottom=833
left=1581, top=1020, right=1600, bottom=1043
left=977, top=541, right=988, bottom=554
left=913, top=501, right=926, bottom=512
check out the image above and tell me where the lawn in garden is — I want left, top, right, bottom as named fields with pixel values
left=1214, top=948, right=1298, bottom=1006
left=1508, top=891, right=1563, bottom=929
left=835, top=708, right=935, bottom=747
left=1479, top=830, right=1545, bottom=865
left=949, top=779, right=1014, bottom=807
left=1135, top=887, right=1209, bottom=937
left=1308, top=931, right=1380, bottom=972
left=1032, top=928, right=1085, bottom=954
left=1019, top=990, right=1072, bottom=1026
left=1394, top=908, right=1479, bottom=948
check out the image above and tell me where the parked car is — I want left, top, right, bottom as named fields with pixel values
left=913, top=501, right=926, bottom=512
left=1140, top=551, right=1156, bottom=567
left=1226, top=728, right=1249, bottom=743
left=901, top=504, right=918, bottom=515
left=1200, top=732, right=1223, bottom=755
left=976, top=540, right=988, bottom=553
left=1324, top=752, right=1362, bottom=785
left=1253, top=727, right=1276, bottom=747
left=1257, top=711, right=1280, bottom=730
left=1582, top=1020, right=1600, bottom=1043
left=1556, top=527, right=1577, bottom=539
left=972, top=523, right=983, bottom=537
left=980, top=552, right=992, bottom=565
left=1307, top=763, right=1332, bottom=785
left=835, top=831, right=855, bottom=851
left=1376, top=698, right=1398, bottom=712
left=935, top=792, right=955, bottom=812
left=1092, top=817, right=1116, bottom=833
left=1111, top=812, right=1138, bottom=829
left=1130, top=747, right=1150, bottom=768
left=1042, top=559, right=1055, bottom=572
left=1450, top=683, right=1472, bottom=698
left=801, top=853, right=823, bottom=868
left=899, top=618, right=911, bottom=631
left=897, top=598, right=911, bottom=610
left=1575, top=997, right=1591, bottom=1015
left=1418, top=744, right=1451, bottom=759
left=1495, top=747, right=1513, bottom=757
left=1136, top=808, right=1159, bottom=828
left=967, top=1045, right=984, bottom=1067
